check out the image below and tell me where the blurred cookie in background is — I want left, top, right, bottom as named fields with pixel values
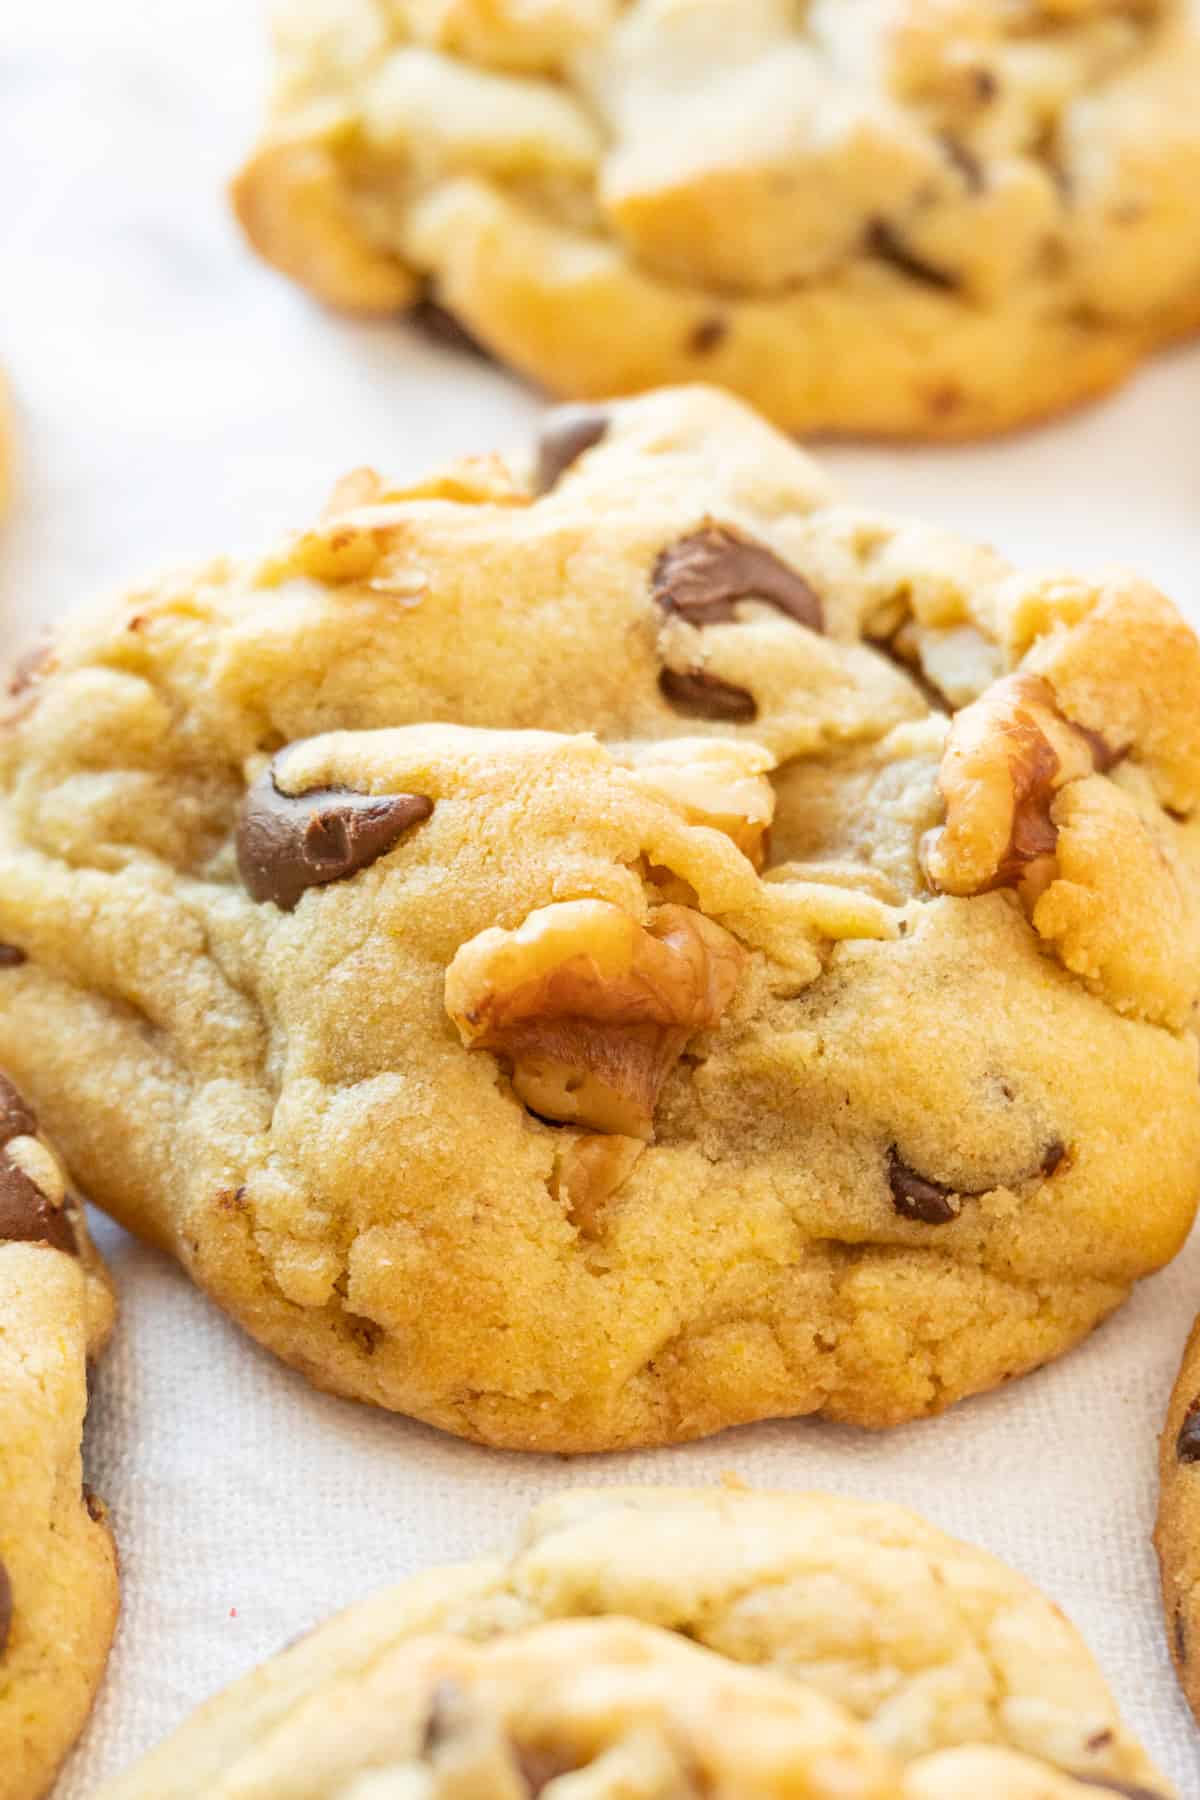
left=233, top=0, right=1200, bottom=440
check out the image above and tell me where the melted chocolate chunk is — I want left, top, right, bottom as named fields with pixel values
left=653, top=526, right=823, bottom=632
left=533, top=407, right=609, bottom=495
left=866, top=220, right=959, bottom=291
left=658, top=667, right=757, bottom=723
left=0, top=1154, right=77, bottom=1255
left=410, top=299, right=490, bottom=360
left=1177, top=1400, right=1200, bottom=1464
left=1176, top=1606, right=1188, bottom=1665
left=0, top=945, right=26, bottom=967
left=422, top=1679, right=462, bottom=1755
left=0, top=1074, right=37, bottom=1146
left=887, top=1147, right=961, bottom=1224
left=0, top=1559, right=10, bottom=1658
left=237, top=763, right=434, bottom=912
left=688, top=316, right=728, bottom=355
left=941, top=135, right=985, bottom=193
left=1041, top=1139, right=1066, bottom=1177
left=1073, top=719, right=1123, bottom=774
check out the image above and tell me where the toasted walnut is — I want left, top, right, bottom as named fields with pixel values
left=445, top=900, right=744, bottom=1138
left=327, top=455, right=530, bottom=512
left=627, top=739, right=776, bottom=868
left=923, top=674, right=1105, bottom=902
left=551, top=1134, right=645, bottom=1238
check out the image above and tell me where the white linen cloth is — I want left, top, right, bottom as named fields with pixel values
left=3, top=2, right=1200, bottom=1790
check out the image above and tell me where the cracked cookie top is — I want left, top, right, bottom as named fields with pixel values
left=97, top=1488, right=1171, bottom=1799
left=2, top=385, right=1198, bottom=1450
left=234, top=2, right=1200, bottom=436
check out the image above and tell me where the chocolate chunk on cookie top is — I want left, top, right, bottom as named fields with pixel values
left=1177, top=1405, right=1200, bottom=1464
left=533, top=406, right=609, bottom=495
left=0, top=1072, right=37, bottom=1144
left=658, top=666, right=758, bottom=722
left=886, top=1149, right=960, bottom=1225
left=0, top=1073, right=77, bottom=1254
left=237, top=759, right=434, bottom=911
left=652, top=527, right=824, bottom=632
left=0, top=1154, right=77, bottom=1255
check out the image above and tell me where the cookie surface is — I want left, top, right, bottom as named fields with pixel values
left=98, top=1488, right=1170, bottom=1798
left=2, top=386, right=1199, bottom=1451
left=0, top=1070, right=118, bottom=1800
left=234, top=1, right=1200, bottom=439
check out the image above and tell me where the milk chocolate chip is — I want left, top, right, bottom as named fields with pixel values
left=867, top=219, right=958, bottom=291
left=658, top=667, right=757, bottom=723
left=887, top=1147, right=961, bottom=1224
left=0, top=1075, right=36, bottom=1145
left=237, top=763, right=434, bottom=912
left=1177, top=1401, right=1200, bottom=1463
left=534, top=407, right=608, bottom=495
left=410, top=298, right=490, bottom=360
left=1041, top=1139, right=1066, bottom=1177
left=652, top=526, right=823, bottom=631
left=0, top=945, right=26, bottom=967
left=0, top=1559, right=10, bottom=1658
left=0, top=1156, right=77, bottom=1255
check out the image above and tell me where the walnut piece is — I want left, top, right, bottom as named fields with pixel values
left=922, top=673, right=1104, bottom=903
left=551, top=1134, right=645, bottom=1238
left=627, top=738, right=776, bottom=868
left=445, top=900, right=745, bottom=1138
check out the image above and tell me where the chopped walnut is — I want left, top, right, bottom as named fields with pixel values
left=326, top=454, right=529, bottom=512
left=922, top=673, right=1102, bottom=902
left=551, top=1134, right=645, bottom=1238
left=627, top=739, right=776, bottom=868
left=445, top=900, right=745, bottom=1138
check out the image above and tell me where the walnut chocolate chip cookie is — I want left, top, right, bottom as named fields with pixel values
left=97, top=1488, right=1170, bottom=1798
left=233, top=1, right=1200, bottom=439
left=2, top=384, right=1199, bottom=1451
left=1155, top=1314, right=1200, bottom=1727
left=0, top=1071, right=118, bottom=1800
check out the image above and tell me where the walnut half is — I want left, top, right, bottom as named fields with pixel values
left=445, top=900, right=745, bottom=1138
left=922, top=673, right=1105, bottom=904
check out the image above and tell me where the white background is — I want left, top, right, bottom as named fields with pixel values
left=4, top=3, right=1200, bottom=1791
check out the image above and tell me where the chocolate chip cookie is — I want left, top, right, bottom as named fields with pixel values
left=1154, top=1313, right=1200, bottom=1726
left=0, top=1071, right=118, bottom=1800
left=2, top=385, right=1198, bottom=1451
left=233, top=2, right=1200, bottom=439
left=97, top=1488, right=1170, bottom=1798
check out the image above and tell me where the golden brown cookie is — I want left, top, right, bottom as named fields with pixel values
left=234, top=1, right=1200, bottom=439
left=97, top=1488, right=1170, bottom=1798
left=0, top=1069, right=118, bottom=1800
left=1, top=387, right=1198, bottom=1451
left=1155, top=1311, right=1200, bottom=1726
